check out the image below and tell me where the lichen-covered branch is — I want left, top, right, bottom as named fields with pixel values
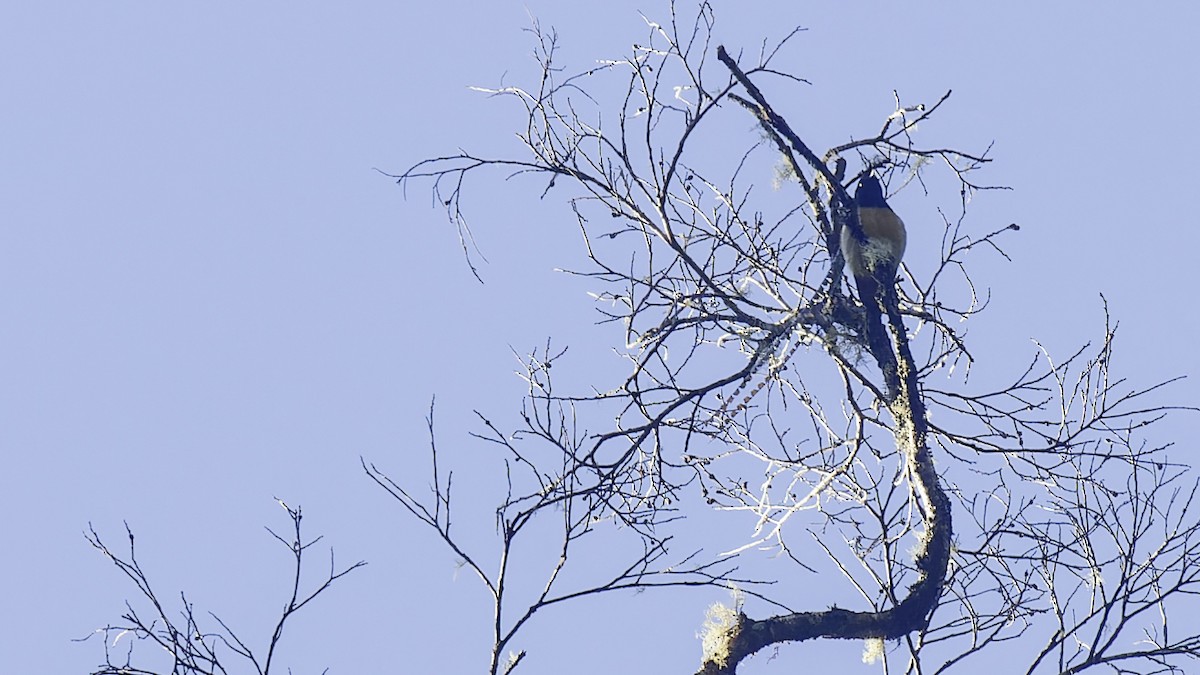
left=386, top=5, right=1200, bottom=674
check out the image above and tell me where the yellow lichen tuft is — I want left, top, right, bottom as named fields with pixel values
left=698, top=588, right=744, bottom=668
left=862, top=637, right=885, bottom=664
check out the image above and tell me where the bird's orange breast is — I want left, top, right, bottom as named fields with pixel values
left=844, top=206, right=906, bottom=280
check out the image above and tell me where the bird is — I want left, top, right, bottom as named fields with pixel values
left=843, top=174, right=906, bottom=305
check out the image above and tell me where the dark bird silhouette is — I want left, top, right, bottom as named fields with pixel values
left=843, top=175, right=906, bottom=306
left=842, top=174, right=908, bottom=400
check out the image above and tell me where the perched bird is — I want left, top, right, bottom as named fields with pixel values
left=843, top=175, right=906, bottom=304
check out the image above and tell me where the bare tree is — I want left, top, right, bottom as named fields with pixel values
left=82, top=502, right=364, bottom=675
left=380, top=3, right=1200, bottom=674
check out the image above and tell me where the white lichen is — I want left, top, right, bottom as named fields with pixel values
left=862, top=637, right=885, bottom=664
left=698, top=588, right=744, bottom=668
left=907, top=526, right=931, bottom=562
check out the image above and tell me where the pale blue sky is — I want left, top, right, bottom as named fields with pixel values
left=3, top=3, right=1198, bottom=673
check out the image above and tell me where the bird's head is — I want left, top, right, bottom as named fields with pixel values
left=854, top=175, right=888, bottom=209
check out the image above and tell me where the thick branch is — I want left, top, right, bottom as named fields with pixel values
left=696, top=45, right=954, bottom=675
